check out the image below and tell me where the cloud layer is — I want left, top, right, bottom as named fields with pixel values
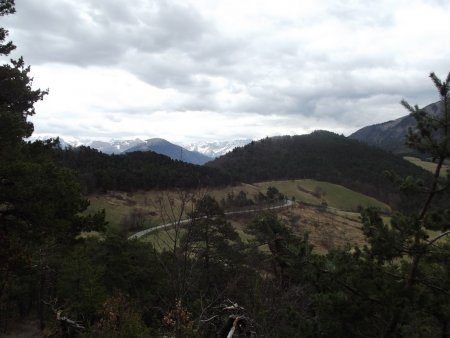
left=3, top=0, right=450, bottom=142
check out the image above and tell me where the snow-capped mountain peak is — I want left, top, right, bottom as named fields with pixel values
left=182, top=139, right=252, bottom=158
left=85, top=138, right=144, bottom=154
left=28, top=135, right=252, bottom=162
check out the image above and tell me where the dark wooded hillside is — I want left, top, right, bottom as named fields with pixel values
left=57, top=146, right=234, bottom=193
left=207, top=130, right=430, bottom=206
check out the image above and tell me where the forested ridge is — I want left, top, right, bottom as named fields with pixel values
left=56, top=145, right=234, bottom=193
left=51, top=131, right=429, bottom=208
left=207, top=130, right=430, bottom=207
left=1, top=2, right=450, bottom=337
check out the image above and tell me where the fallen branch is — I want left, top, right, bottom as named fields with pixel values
left=56, top=310, right=85, bottom=330
left=227, top=316, right=242, bottom=338
left=43, top=299, right=85, bottom=332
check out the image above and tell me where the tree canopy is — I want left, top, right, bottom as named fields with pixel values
left=0, top=2, right=105, bottom=331
left=207, top=130, right=431, bottom=208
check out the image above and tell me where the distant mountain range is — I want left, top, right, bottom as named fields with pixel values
left=124, top=138, right=212, bottom=165
left=29, top=136, right=251, bottom=165
left=349, top=101, right=443, bottom=155
left=183, top=139, right=252, bottom=158
left=87, top=139, right=145, bottom=155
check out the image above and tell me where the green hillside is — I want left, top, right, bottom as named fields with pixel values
left=404, top=156, right=449, bottom=176
left=254, top=179, right=390, bottom=213
left=207, top=130, right=430, bottom=207
left=86, top=178, right=390, bottom=231
left=58, top=146, right=234, bottom=193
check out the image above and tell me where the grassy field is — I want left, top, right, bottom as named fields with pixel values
left=227, top=203, right=366, bottom=253
left=254, top=179, right=390, bottom=213
left=85, top=178, right=391, bottom=254
left=404, top=156, right=449, bottom=176
left=140, top=204, right=367, bottom=254
left=279, top=206, right=366, bottom=253
left=140, top=228, right=186, bottom=252
left=87, top=190, right=198, bottom=230
left=86, top=179, right=389, bottom=230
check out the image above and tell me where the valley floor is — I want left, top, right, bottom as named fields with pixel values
left=85, top=178, right=385, bottom=253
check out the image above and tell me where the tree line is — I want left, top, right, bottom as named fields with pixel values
left=207, top=130, right=431, bottom=208
left=56, top=145, right=234, bottom=194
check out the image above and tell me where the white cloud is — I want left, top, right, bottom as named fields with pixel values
left=3, top=0, right=450, bottom=142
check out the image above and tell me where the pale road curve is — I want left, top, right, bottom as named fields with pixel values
left=128, top=199, right=294, bottom=240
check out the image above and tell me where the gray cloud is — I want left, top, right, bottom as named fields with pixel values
left=5, top=0, right=126, bottom=65
left=327, top=1, right=395, bottom=28
left=6, top=0, right=214, bottom=66
left=4, top=0, right=450, bottom=141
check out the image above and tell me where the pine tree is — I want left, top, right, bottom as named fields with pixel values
left=360, top=72, right=450, bottom=337
left=0, top=2, right=105, bottom=330
left=184, top=195, right=242, bottom=296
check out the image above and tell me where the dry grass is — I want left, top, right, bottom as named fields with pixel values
left=85, top=179, right=385, bottom=253
left=254, top=179, right=390, bottom=212
left=86, top=189, right=200, bottom=229
left=226, top=203, right=365, bottom=254
left=404, top=156, right=449, bottom=176
left=281, top=205, right=365, bottom=253
left=132, top=202, right=366, bottom=255
left=86, top=179, right=389, bottom=230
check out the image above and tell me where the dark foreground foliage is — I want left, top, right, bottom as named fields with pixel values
left=1, top=3, right=449, bottom=337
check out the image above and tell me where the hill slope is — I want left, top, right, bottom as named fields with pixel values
left=126, top=138, right=212, bottom=165
left=86, top=178, right=389, bottom=235
left=207, top=130, right=429, bottom=206
left=59, top=146, right=233, bottom=193
left=349, top=101, right=443, bottom=155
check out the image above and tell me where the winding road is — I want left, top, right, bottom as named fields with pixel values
left=128, top=199, right=293, bottom=240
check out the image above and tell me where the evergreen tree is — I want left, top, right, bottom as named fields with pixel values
left=0, top=2, right=105, bottom=330
left=311, top=73, right=450, bottom=337
left=378, top=72, right=450, bottom=336
left=184, top=196, right=243, bottom=297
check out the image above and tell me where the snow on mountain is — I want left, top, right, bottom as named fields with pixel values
left=183, top=139, right=252, bottom=158
left=28, top=135, right=85, bottom=148
left=28, top=135, right=251, bottom=162
left=29, top=135, right=145, bottom=153
left=85, top=138, right=144, bottom=154
left=126, top=138, right=212, bottom=165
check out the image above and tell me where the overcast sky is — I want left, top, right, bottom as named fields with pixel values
left=2, top=0, right=450, bottom=143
